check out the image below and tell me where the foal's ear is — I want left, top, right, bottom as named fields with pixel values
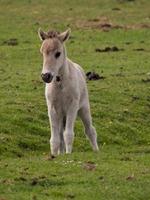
left=58, top=28, right=71, bottom=43
left=38, top=28, right=48, bottom=41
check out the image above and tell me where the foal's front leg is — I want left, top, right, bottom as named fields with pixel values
left=64, top=104, right=78, bottom=154
left=48, top=107, right=61, bottom=156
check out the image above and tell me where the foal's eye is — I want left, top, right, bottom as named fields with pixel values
left=55, top=52, right=61, bottom=59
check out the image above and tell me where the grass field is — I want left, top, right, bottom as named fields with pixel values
left=0, top=0, right=150, bottom=199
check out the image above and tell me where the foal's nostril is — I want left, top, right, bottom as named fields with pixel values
left=45, top=73, right=50, bottom=80
left=41, top=73, right=53, bottom=83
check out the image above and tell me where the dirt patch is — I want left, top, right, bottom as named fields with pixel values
left=142, top=78, right=150, bottom=83
left=76, top=17, right=150, bottom=31
left=99, top=176, right=104, bottom=180
left=125, top=42, right=132, bottom=45
left=83, top=161, right=96, bottom=171
left=112, top=7, right=121, bottom=11
left=86, top=71, right=105, bottom=80
left=126, top=174, right=135, bottom=181
left=46, top=154, right=56, bottom=160
left=131, top=96, right=140, bottom=102
left=2, top=38, right=18, bottom=46
left=1, top=179, right=14, bottom=185
left=14, top=176, right=27, bottom=182
left=31, top=178, right=38, bottom=186
left=66, top=194, right=75, bottom=199
left=119, top=0, right=135, bottom=2
left=95, top=46, right=124, bottom=52
left=133, top=48, right=145, bottom=51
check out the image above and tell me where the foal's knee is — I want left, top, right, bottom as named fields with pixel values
left=85, top=125, right=96, bottom=136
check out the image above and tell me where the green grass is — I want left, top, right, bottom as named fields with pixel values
left=0, top=0, right=150, bottom=199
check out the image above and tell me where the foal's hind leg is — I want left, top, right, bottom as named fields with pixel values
left=78, top=106, right=99, bottom=151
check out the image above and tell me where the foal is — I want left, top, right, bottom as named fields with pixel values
left=38, top=28, right=99, bottom=156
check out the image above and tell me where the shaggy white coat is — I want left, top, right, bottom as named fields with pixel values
left=38, top=29, right=99, bottom=156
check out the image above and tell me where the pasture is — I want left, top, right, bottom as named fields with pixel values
left=0, top=0, right=150, bottom=199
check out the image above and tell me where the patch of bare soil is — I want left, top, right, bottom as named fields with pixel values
left=112, top=7, right=121, bottom=11
left=95, top=46, right=124, bottom=52
left=76, top=17, right=150, bottom=31
left=14, top=177, right=27, bottom=182
left=2, top=38, right=18, bottom=46
left=44, top=154, right=56, bottom=161
left=126, top=174, right=135, bottom=181
left=66, top=194, right=75, bottom=199
left=83, top=161, right=96, bottom=171
left=31, top=178, right=38, bottom=186
left=131, top=95, right=140, bottom=102
left=86, top=71, right=105, bottom=80
left=133, top=48, right=145, bottom=51
left=142, top=78, right=150, bottom=83
left=119, top=0, right=135, bottom=2
left=1, top=179, right=14, bottom=185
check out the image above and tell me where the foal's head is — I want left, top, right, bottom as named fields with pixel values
left=38, top=28, right=71, bottom=83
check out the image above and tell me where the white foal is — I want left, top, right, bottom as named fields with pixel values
left=38, top=28, right=99, bottom=156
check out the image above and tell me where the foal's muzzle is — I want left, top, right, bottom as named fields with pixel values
left=41, top=73, right=53, bottom=83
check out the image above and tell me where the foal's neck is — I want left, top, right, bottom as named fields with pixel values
left=58, top=46, right=69, bottom=80
left=58, top=59, right=69, bottom=81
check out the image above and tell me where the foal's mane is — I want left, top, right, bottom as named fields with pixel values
left=46, top=30, right=60, bottom=38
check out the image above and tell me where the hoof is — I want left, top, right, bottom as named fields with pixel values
left=50, top=154, right=56, bottom=159
left=46, top=154, right=56, bottom=160
left=93, top=145, right=99, bottom=152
